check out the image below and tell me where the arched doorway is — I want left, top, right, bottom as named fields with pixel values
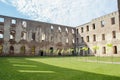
left=10, top=46, right=14, bottom=54
left=20, top=46, right=26, bottom=54
left=31, top=46, right=35, bottom=55
left=39, top=50, right=43, bottom=56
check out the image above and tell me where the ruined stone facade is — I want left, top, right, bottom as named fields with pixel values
left=0, top=0, right=120, bottom=56
left=76, top=11, right=120, bottom=56
left=0, top=15, right=75, bottom=56
left=75, top=0, right=120, bottom=56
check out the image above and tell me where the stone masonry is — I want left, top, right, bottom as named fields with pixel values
left=0, top=0, right=120, bottom=56
left=0, top=15, right=75, bottom=56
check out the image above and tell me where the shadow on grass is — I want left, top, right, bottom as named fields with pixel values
left=0, top=57, right=120, bottom=80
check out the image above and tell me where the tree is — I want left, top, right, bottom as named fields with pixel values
left=92, top=46, right=99, bottom=62
left=106, top=43, right=113, bottom=63
left=92, top=46, right=99, bottom=54
left=106, top=43, right=113, bottom=49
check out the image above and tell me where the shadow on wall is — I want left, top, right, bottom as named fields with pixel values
left=75, top=29, right=93, bottom=56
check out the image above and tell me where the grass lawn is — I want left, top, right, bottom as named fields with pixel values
left=0, top=56, right=120, bottom=80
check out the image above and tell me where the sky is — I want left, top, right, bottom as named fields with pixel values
left=0, top=0, right=118, bottom=27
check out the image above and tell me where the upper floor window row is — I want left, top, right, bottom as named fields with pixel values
left=80, top=24, right=95, bottom=33
left=80, top=17, right=116, bottom=33
left=50, top=25, right=75, bottom=34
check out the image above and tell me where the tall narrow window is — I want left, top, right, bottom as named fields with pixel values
left=112, top=31, right=116, bottom=38
left=92, top=23, right=95, bottom=29
left=66, top=28, right=68, bottom=33
left=103, top=47, right=106, bottom=54
left=66, top=38, right=68, bottom=43
left=32, top=33, right=35, bottom=40
left=113, top=46, right=117, bottom=54
left=101, top=20, right=105, bottom=27
left=86, top=36, right=89, bottom=42
left=42, top=33, right=45, bottom=41
left=51, top=26, right=54, bottom=32
left=72, top=29, right=74, bottom=34
left=81, top=37, right=84, bottom=42
left=76, top=29, right=78, bottom=34
left=102, top=34, right=105, bottom=40
left=86, top=25, right=89, bottom=31
left=93, top=34, right=96, bottom=41
left=81, top=27, right=83, bottom=33
left=22, top=21, right=27, bottom=28
left=111, top=17, right=115, bottom=25
left=72, top=39, right=75, bottom=43
left=58, top=27, right=61, bottom=32
left=76, top=38, right=79, bottom=43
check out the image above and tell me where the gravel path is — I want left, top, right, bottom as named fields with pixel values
left=84, top=60, right=120, bottom=64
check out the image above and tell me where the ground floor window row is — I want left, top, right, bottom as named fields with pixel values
left=92, top=46, right=118, bottom=54
left=0, top=45, right=75, bottom=56
left=76, top=46, right=118, bottom=55
left=77, top=31, right=117, bottom=43
left=101, top=46, right=117, bottom=54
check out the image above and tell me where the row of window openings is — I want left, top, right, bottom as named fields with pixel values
left=0, top=31, right=27, bottom=40
left=96, top=46, right=118, bottom=54
left=77, top=17, right=115, bottom=33
left=76, top=31, right=116, bottom=43
left=0, top=18, right=74, bottom=34
left=79, top=46, right=117, bottom=54
left=0, top=18, right=27, bottom=28
left=51, top=26, right=74, bottom=34
left=0, top=32, right=75, bottom=43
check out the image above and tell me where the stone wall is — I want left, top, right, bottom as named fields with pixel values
left=76, top=11, right=120, bottom=56
left=0, top=15, right=75, bottom=56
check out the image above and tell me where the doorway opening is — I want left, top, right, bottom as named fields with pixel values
left=20, top=46, right=26, bottom=54
left=10, top=46, right=14, bottom=54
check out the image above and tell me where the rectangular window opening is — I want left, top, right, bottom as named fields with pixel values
left=32, top=33, right=35, bottom=41
left=111, top=17, right=115, bottom=25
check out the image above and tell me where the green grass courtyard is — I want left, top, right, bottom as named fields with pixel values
left=0, top=56, right=120, bottom=80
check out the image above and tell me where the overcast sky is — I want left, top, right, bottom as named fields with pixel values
left=0, top=0, right=118, bottom=26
